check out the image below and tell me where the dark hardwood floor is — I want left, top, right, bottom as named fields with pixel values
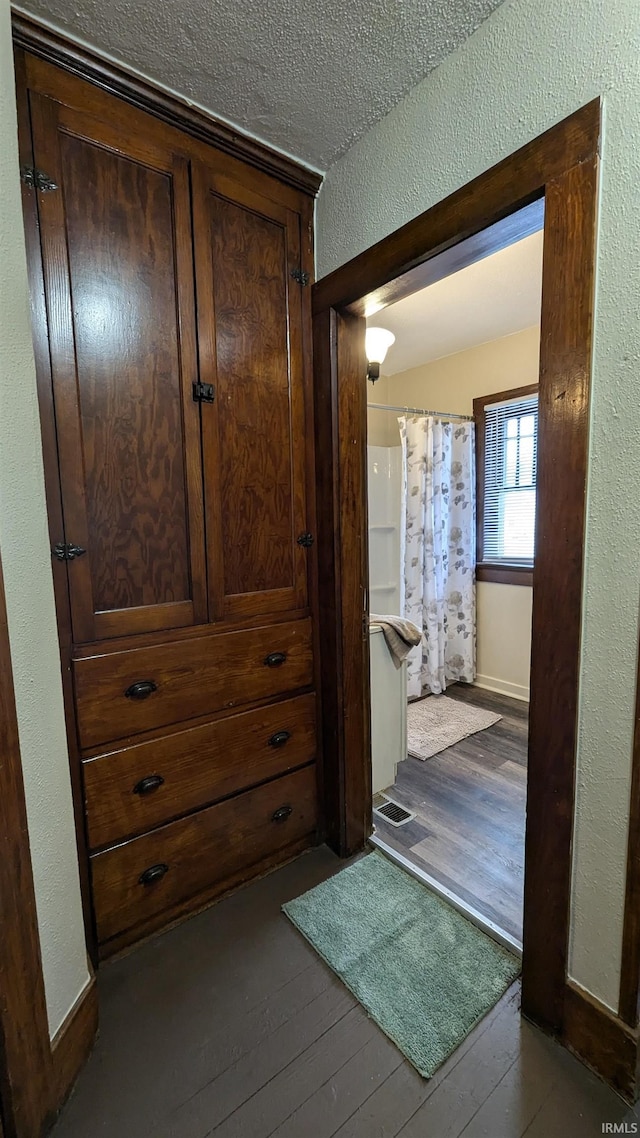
left=373, top=684, right=527, bottom=943
left=51, top=846, right=636, bottom=1137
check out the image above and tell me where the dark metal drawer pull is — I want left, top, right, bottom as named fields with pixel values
left=272, top=805, right=293, bottom=823
left=138, top=863, right=169, bottom=886
left=264, top=652, right=287, bottom=668
left=268, top=730, right=291, bottom=748
left=133, top=774, right=165, bottom=796
left=124, top=679, right=158, bottom=700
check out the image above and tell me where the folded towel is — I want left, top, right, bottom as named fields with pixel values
left=370, top=613, right=422, bottom=668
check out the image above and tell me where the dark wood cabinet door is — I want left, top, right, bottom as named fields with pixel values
left=192, top=162, right=309, bottom=621
left=29, top=94, right=207, bottom=643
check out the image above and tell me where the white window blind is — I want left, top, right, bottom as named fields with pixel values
left=482, top=393, right=538, bottom=565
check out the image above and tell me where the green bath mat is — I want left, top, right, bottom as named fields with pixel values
left=282, top=852, right=520, bottom=1078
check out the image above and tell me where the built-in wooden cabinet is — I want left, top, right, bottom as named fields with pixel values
left=30, top=94, right=208, bottom=644
left=16, top=42, right=320, bottom=957
left=192, top=159, right=311, bottom=621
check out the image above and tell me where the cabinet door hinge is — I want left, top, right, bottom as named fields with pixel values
left=192, top=381, right=215, bottom=404
left=291, top=268, right=310, bottom=286
left=21, top=166, right=58, bottom=193
left=52, top=542, right=86, bottom=561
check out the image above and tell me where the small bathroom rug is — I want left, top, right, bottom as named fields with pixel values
left=408, top=694, right=501, bottom=760
left=282, top=852, right=520, bottom=1079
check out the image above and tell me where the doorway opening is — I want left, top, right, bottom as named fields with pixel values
left=312, top=100, right=601, bottom=1041
left=366, top=210, right=544, bottom=951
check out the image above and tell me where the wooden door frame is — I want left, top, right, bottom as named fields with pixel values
left=0, top=550, right=98, bottom=1138
left=312, top=100, right=640, bottom=1077
left=0, top=552, right=53, bottom=1136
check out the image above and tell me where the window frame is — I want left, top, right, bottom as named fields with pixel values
left=473, top=383, right=539, bottom=587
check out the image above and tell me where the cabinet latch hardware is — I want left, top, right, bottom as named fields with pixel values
left=297, top=532, right=314, bottom=548
left=192, top=381, right=215, bottom=403
left=20, top=166, right=58, bottom=193
left=290, top=269, right=310, bottom=286
left=52, top=541, right=86, bottom=561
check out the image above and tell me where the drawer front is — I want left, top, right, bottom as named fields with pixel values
left=91, top=764, right=317, bottom=944
left=74, top=618, right=313, bottom=749
left=84, top=693, right=317, bottom=849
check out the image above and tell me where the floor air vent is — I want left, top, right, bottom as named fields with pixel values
left=373, top=797, right=416, bottom=828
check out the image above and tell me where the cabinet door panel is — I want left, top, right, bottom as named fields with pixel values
left=30, top=95, right=207, bottom=643
left=192, top=166, right=308, bottom=620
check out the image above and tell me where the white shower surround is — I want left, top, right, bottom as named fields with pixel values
left=367, top=445, right=402, bottom=617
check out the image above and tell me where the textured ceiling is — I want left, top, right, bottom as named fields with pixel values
left=19, top=0, right=506, bottom=170
left=369, top=230, right=544, bottom=375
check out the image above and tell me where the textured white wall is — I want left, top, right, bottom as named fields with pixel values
left=317, top=0, right=640, bottom=1012
left=19, top=0, right=505, bottom=170
left=0, top=0, right=89, bottom=1037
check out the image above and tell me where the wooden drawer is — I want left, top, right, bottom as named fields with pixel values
left=83, top=693, right=316, bottom=849
left=74, top=618, right=313, bottom=749
left=91, top=764, right=317, bottom=944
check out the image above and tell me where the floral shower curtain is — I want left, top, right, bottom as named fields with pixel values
left=399, top=415, right=476, bottom=698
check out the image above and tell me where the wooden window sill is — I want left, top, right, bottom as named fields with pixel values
left=476, top=563, right=533, bottom=587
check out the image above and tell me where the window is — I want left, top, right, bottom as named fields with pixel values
left=473, top=385, right=538, bottom=585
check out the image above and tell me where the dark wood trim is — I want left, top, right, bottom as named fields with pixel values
left=338, top=196, right=544, bottom=319
left=522, top=155, right=598, bottom=1030
left=336, top=311, right=372, bottom=854
left=313, top=100, right=598, bottom=315
left=472, top=383, right=540, bottom=417
left=619, top=633, right=640, bottom=1027
left=49, top=974, right=98, bottom=1114
left=0, top=552, right=54, bottom=1138
left=299, top=195, right=326, bottom=842
left=313, top=101, right=605, bottom=1054
left=11, top=11, right=322, bottom=198
left=313, top=307, right=372, bottom=856
left=313, top=306, right=374, bottom=856
left=476, top=564, right=533, bottom=587
left=561, top=982, right=638, bottom=1102
left=473, top=382, right=539, bottom=585
left=313, top=308, right=345, bottom=850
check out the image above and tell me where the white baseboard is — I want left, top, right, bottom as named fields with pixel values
left=474, top=674, right=529, bottom=702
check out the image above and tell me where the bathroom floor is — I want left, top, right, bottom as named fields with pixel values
left=373, top=684, right=527, bottom=944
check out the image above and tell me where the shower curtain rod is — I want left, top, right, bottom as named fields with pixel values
left=367, top=402, right=473, bottom=422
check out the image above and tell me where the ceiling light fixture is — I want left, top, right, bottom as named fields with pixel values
left=365, top=326, right=395, bottom=383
